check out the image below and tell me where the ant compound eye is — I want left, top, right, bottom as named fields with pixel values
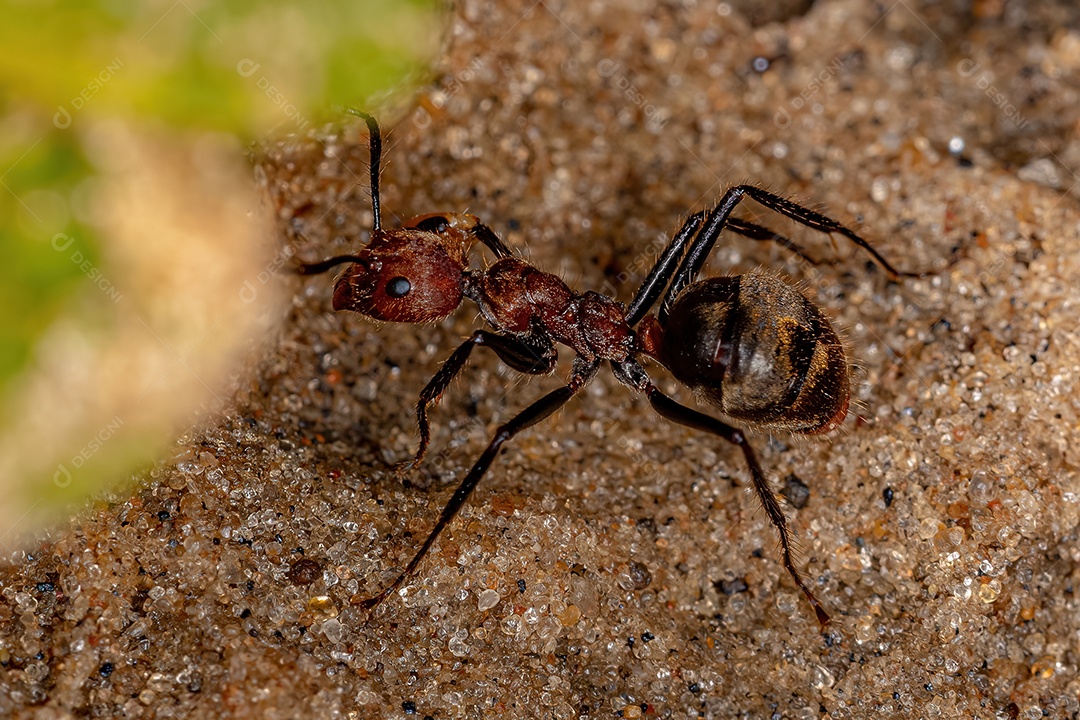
left=386, top=276, right=412, bottom=298
left=415, top=216, right=449, bottom=234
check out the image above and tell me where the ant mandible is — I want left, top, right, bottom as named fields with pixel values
left=297, top=112, right=913, bottom=626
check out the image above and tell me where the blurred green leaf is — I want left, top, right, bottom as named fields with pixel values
left=0, top=0, right=439, bottom=398
left=0, top=0, right=438, bottom=133
left=0, top=128, right=97, bottom=396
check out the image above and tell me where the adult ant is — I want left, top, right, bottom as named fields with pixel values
left=297, top=112, right=915, bottom=626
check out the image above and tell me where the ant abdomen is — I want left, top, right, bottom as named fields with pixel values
left=657, top=272, right=850, bottom=435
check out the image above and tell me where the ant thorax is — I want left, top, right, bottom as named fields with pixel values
left=464, top=258, right=634, bottom=363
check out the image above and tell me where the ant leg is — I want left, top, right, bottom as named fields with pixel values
left=661, top=185, right=905, bottom=322
left=626, top=209, right=822, bottom=327
left=397, top=330, right=557, bottom=474
left=660, top=186, right=763, bottom=319
left=610, top=358, right=830, bottom=626
left=726, top=217, right=820, bottom=268
left=650, top=388, right=830, bottom=626
left=737, top=186, right=905, bottom=279
left=625, top=211, right=704, bottom=327
left=357, top=357, right=600, bottom=611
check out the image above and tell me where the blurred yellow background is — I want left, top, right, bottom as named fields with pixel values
left=0, top=0, right=439, bottom=542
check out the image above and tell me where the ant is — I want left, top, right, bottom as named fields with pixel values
left=297, top=112, right=915, bottom=626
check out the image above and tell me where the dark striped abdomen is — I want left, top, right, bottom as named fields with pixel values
left=657, top=272, right=849, bottom=434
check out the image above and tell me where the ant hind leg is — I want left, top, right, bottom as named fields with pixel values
left=647, top=386, right=830, bottom=626
left=661, top=185, right=911, bottom=321
left=737, top=186, right=906, bottom=280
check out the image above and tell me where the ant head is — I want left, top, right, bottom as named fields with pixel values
left=332, top=213, right=480, bottom=323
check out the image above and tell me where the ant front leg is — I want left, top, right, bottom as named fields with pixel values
left=358, top=357, right=600, bottom=611
left=397, top=330, right=558, bottom=474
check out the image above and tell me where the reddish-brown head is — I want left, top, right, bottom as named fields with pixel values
left=331, top=213, right=480, bottom=324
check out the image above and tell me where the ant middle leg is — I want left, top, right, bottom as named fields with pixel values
left=397, top=330, right=557, bottom=473
left=661, top=185, right=904, bottom=321
left=357, top=357, right=599, bottom=611
left=725, top=217, right=821, bottom=268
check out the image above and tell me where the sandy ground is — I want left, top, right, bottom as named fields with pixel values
left=3, top=0, right=1080, bottom=718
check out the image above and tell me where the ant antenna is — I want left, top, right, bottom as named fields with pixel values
left=346, top=108, right=382, bottom=230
